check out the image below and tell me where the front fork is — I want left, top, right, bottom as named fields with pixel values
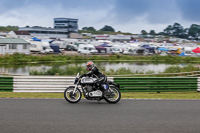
left=72, top=84, right=78, bottom=94
left=72, top=78, right=81, bottom=94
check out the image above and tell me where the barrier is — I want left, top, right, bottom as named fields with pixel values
left=0, top=77, right=13, bottom=92
left=0, top=76, right=199, bottom=92
left=13, top=76, right=75, bottom=92
left=197, top=78, right=200, bottom=92
left=114, top=77, right=198, bottom=92
left=13, top=76, right=114, bottom=92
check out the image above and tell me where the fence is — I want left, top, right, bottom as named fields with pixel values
left=13, top=76, right=75, bottom=92
left=13, top=76, right=114, bottom=92
left=114, top=77, right=198, bottom=92
left=0, top=77, right=13, bottom=92
left=0, top=76, right=200, bottom=92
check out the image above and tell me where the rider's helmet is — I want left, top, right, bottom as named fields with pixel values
left=86, top=61, right=94, bottom=71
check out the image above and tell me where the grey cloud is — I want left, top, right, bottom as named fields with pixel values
left=177, top=0, right=200, bottom=22
left=0, top=0, right=22, bottom=12
left=113, top=0, right=180, bottom=24
left=114, top=0, right=150, bottom=18
left=0, top=0, right=114, bottom=12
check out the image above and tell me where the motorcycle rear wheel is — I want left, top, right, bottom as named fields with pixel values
left=64, top=87, right=82, bottom=103
left=104, top=86, right=121, bottom=104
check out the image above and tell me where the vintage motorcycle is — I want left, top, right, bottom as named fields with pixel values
left=64, top=73, right=121, bottom=104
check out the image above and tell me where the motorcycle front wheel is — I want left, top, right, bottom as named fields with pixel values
left=64, top=87, right=82, bottom=103
left=104, top=86, right=121, bottom=104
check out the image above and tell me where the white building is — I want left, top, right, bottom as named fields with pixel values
left=0, top=38, right=30, bottom=55
left=8, top=31, right=31, bottom=39
left=95, top=35, right=109, bottom=40
left=0, top=32, right=7, bottom=38
left=108, top=34, right=132, bottom=42
left=19, top=27, right=68, bottom=39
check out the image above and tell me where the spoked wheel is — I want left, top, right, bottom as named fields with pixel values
left=104, top=86, right=121, bottom=104
left=64, top=87, right=82, bottom=103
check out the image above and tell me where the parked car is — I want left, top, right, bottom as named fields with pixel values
left=110, top=47, right=121, bottom=54
left=78, top=44, right=98, bottom=54
left=66, top=44, right=78, bottom=51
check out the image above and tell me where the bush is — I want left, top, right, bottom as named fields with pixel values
left=163, top=64, right=200, bottom=73
left=30, top=64, right=200, bottom=76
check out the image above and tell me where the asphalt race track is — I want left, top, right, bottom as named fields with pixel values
left=1, top=99, right=200, bottom=133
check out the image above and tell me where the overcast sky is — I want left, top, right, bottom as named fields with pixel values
left=0, top=0, right=199, bottom=34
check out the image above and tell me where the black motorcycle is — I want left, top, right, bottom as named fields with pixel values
left=64, top=73, right=121, bottom=104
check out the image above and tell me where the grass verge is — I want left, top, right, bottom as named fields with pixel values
left=29, top=64, right=200, bottom=76
left=2, top=53, right=200, bottom=64
left=0, top=92, right=200, bottom=99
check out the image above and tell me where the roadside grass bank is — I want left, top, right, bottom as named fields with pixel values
left=0, top=92, right=200, bottom=99
left=2, top=53, right=200, bottom=64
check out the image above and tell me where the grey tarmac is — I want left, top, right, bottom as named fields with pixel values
left=0, top=99, right=200, bottom=133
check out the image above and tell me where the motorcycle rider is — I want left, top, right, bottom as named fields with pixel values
left=79, top=61, right=107, bottom=91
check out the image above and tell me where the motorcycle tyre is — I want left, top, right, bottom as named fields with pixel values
left=104, top=86, right=121, bottom=104
left=64, top=87, right=82, bottom=103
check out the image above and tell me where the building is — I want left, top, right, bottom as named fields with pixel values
left=54, top=18, right=78, bottom=33
left=8, top=31, right=31, bottom=39
left=95, top=35, right=110, bottom=40
left=108, top=34, right=132, bottom=42
left=70, top=33, right=82, bottom=39
left=0, top=38, right=30, bottom=55
left=18, top=18, right=79, bottom=39
left=0, top=32, right=7, bottom=38
left=19, top=27, right=69, bottom=39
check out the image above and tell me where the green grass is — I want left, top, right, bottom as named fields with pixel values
left=29, top=64, right=200, bottom=76
left=2, top=53, right=200, bottom=64
left=30, top=66, right=146, bottom=76
left=163, top=64, right=200, bottom=73
left=30, top=65, right=87, bottom=76
left=1, top=92, right=200, bottom=99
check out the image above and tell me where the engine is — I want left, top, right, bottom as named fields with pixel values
left=84, top=85, right=102, bottom=97
left=84, top=85, right=93, bottom=92
left=89, top=90, right=102, bottom=97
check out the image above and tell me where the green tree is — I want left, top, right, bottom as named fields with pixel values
left=172, top=23, right=184, bottom=37
left=0, top=26, right=18, bottom=32
left=87, top=27, right=96, bottom=31
left=149, top=30, right=156, bottom=35
left=163, top=23, right=185, bottom=38
left=82, top=27, right=88, bottom=31
left=141, top=30, right=147, bottom=35
left=188, top=24, right=200, bottom=39
left=164, top=25, right=173, bottom=35
left=182, top=28, right=189, bottom=39
left=82, top=27, right=96, bottom=31
left=99, top=25, right=115, bottom=32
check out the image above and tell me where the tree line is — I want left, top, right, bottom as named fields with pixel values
left=1, top=23, right=200, bottom=40
left=82, top=23, right=200, bottom=40
left=142, top=23, right=200, bottom=40
left=0, top=26, right=18, bottom=32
